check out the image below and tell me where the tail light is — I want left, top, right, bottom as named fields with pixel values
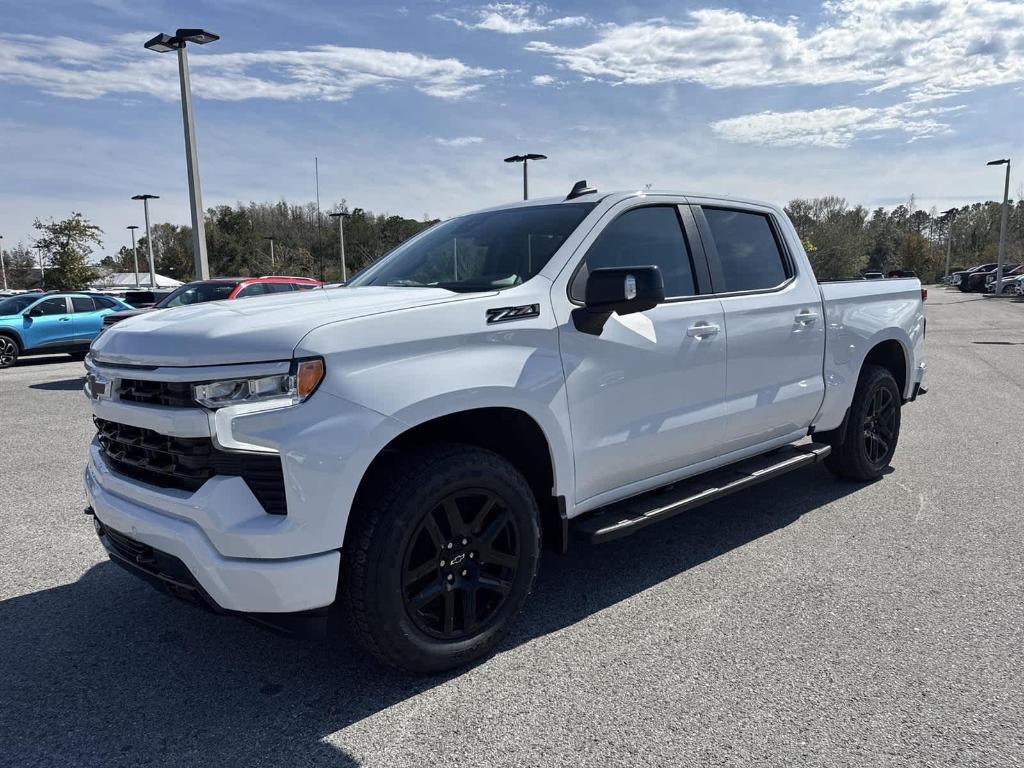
left=921, top=288, right=928, bottom=302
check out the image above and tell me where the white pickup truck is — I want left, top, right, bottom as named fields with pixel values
left=83, top=186, right=926, bottom=672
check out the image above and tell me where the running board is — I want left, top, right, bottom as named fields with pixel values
left=574, top=443, right=832, bottom=544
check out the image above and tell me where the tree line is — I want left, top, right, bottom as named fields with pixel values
left=3, top=195, right=1022, bottom=291
left=1, top=201, right=437, bottom=291
left=786, top=196, right=1024, bottom=280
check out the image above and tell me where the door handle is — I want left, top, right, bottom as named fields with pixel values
left=59, top=317, right=71, bottom=322
left=795, top=310, right=819, bottom=325
left=687, top=321, right=720, bottom=339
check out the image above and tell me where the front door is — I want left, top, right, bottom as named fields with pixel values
left=557, top=203, right=728, bottom=505
left=22, top=296, right=73, bottom=350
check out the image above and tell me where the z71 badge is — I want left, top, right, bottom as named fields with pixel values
left=486, top=304, right=541, bottom=324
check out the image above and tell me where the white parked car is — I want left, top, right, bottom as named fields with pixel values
left=83, top=186, right=927, bottom=672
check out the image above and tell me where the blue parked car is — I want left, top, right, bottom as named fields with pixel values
left=0, top=292, right=134, bottom=368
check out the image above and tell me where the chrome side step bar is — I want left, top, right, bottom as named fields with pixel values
left=574, top=443, right=832, bottom=544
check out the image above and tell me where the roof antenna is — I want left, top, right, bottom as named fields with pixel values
left=566, top=180, right=597, bottom=200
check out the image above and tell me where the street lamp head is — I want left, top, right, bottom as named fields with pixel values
left=263, top=235, right=275, bottom=241
left=328, top=211, right=350, bottom=219
left=146, top=30, right=219, bottom=53
left=176, top=29, right=220, bottom=45
left=126, top=225, right=140, bottom=231
left=144, top=33, right=182, bottom=53
left=504, top=154, right=547, bottom=163
left=131, top=194, right=160, bottom=201
left=987, top=159, right=1010, bottom=166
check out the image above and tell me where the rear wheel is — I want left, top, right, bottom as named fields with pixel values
left=341, top=444, right=540, bottom=673
left=0, top=335, right=19, bottom=368
left=824, top=364, right=902, bottom=481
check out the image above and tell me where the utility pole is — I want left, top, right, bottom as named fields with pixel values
left=941, top=208, right=956, bottom=281
left=503, top=153, right=547, bottom=200
left=0, top=235, right=6, bottom=290
left=329, top=211, right=349, bottom=282
left=263, top=236, right=275, bottom=269
left=144, top=29, right=218, bottom=280
left=315, top=157, right=324, bottom=282
left=132, top=194, right=159, bottom=287
left=987, top=158, right=1011, bottom=294
left=127, top=225, right=141, bottom=287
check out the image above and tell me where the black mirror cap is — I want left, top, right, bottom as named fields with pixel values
left=584, top=266, right=665, bottom=313
left=573, top=265, right=665, bottom=335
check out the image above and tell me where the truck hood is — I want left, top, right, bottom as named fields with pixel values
left=90, top=286, right=483, bottom=367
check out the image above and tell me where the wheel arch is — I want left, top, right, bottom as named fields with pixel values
left=862, top=337, right=909, bottom=398
left=352, top=406, right=567, bottom=553
left=0, top=327, right=24, bottom=351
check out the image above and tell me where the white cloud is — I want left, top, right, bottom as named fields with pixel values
left=435, top=136, right=486, bottom=147
left=525, top=0, right=1024, bottom=146
left=526, top=1, right=1024, bottom=100
left=711, top=104, right=964, bottom=148
left=0, top=33, right=499, bottom=102
left=440, top=3, right=589, bottom=34
left=531, top=74, right=563, bottom=87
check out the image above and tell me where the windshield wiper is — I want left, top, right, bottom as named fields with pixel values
left=385, top=279, right=428, bottom=287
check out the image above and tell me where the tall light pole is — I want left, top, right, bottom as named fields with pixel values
left=941, top=208, right=957, bottom=281
left=504, top=153, right=547, bottom=200
left=263, top=236, right=275, bottom=269
left=126, top=225, right=141, bottom=287
left=329, top=211, right=350, bottom=282
left=35, top=245, right=45, bottom=290
left=0, top=235, right=6, bottom=291
left=987, top=158, right=1011, bottom=294
left=144, top=28, right=218, bottom=280
left=132, top=194, right=159, bottom=287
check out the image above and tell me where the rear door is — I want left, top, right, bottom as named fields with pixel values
left=692, top=203, right=826, bottom=453
left=557, top=201, right=728, bottom=505
left=71, top=296, right=120, bottom=342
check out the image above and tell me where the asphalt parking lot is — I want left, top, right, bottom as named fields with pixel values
left=1, top=288, right=1022, bottom=768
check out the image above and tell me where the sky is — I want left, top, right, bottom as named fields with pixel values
left=1, top=0, right=1022, bottom=258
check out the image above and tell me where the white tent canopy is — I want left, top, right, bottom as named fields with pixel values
left=92, top=272, right=183, bottom=289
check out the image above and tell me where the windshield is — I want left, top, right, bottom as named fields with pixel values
left=157, top=282, right=239, bottom=308
left=350, top=203, right=596, bottom=292
left=0, top=295, right=39, bottom=316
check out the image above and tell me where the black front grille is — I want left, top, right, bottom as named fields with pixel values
left=118, top=378, right=195, bottom=408
left=95, top=417, right=287, bottom=515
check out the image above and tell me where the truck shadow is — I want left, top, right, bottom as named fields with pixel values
left=0, top=466, right=864, bottom=767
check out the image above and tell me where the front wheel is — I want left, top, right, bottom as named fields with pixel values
left=824, top=364, right=902, bottom=481
left=341, top=444, right=541, bottom=673
left=0, top=336, right=19, bottom=368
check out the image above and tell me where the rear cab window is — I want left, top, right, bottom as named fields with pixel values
left=700, top=207, right=791, bottom=293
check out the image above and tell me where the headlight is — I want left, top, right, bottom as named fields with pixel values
left=192, top=358, right=324, bottom=409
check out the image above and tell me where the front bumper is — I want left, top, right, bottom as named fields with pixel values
left=85, top=452, right=340, bottom=614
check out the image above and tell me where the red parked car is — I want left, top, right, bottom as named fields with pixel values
left=101, top=276, right=321, bottom=329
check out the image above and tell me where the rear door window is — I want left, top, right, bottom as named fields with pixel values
left=264, top=283, right=295, bottom=293
left=702, top=208, right=790, bottom=293
left=71, top=296, right=96, bottom=312
left=235, top=283, right=269, bottom=298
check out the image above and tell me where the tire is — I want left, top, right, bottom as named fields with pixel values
left=0, top=335, right=19, bottom=368
left=824, top=364, right=902, bottom=481
left=340, top=443, right=541, bottom=674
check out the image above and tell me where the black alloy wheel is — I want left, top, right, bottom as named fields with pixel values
left=862, top=385, right=897, bottom=464
left=0, top=336, right=18, bottom=368
left=401, top=490, right=520, bottom=640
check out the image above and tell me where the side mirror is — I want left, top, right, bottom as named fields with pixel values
left=24, top=308, right=43, bottom=318
left=572, top=265, right=665, bottom=335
